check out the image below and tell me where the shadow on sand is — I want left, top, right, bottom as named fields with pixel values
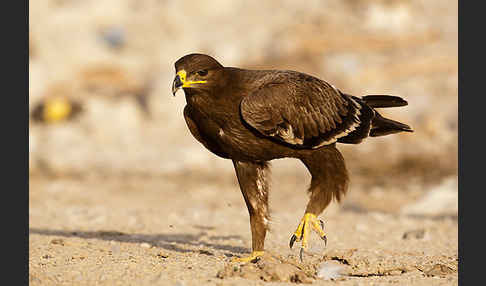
left=29, top=227, right=249, bottom=257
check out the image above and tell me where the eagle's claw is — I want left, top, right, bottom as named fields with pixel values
left=232, top=251, right=265, bottom=263
left=289, top=234, right=298, bottom=249
left=320, top=220, right=327, bottom=246
left=290, top=213, right=328, bottom=262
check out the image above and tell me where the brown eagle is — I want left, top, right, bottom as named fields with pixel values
left=172, top=53, right=413, bottom=262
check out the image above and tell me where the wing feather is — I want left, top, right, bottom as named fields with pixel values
left=240, top=71, right=363, bottom=148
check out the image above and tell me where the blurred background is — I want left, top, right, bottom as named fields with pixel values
left=29, top=0, right=457, bottom=216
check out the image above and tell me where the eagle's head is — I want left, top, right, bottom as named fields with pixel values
left=172, top=53, right=224, bottom=96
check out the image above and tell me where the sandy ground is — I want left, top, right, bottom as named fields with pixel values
left=29, top=162, right=457, bottom=285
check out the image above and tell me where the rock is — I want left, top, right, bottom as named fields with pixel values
left=198, top=250, right=214, bottom=256
left=402, top=229, right=426, bottom=240
left=263, top=261, right=310, bottom=283
left=216, top=252, right=313, bottom=283
left=424, top=264, right=455, bottom=277
left=99, top=26, right=126, bottom=50
left=110, top=244, right=121, bottom=255
left=401, top=177, right=458, bottom=217
left=388, top=269, right=404, bottom=276
left=50, top=238, right=65, bottom=246
left=157, top=252, right=169, bottom=259
left=317, top=261, right=347, bottom=280
left=140, top=242, right=151, bottom=248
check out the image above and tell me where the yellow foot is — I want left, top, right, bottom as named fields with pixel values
left=289, top=213, right=327, bottom=261
left=231, top=251, right=265, bottom=263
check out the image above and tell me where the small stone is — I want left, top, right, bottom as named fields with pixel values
left=110, top=244, right=121, bottom=255
left=267, top=263, right=304, bottom=282
left=99, top=26, right=125, bottom=49
left=157, top=252, right=168, bottom=259
left=140, top=242, right=151, bottom=248
left=50, top=238, right=65, bottom=246
left=317, top=261, right=347, bottom=280
left=388, top=269, right=403, bottom=276
left=402, top=229, right=426, bottom=240
left=424, top=264, right=455, bottom=277
left=198, top=250, right=214, bottom=256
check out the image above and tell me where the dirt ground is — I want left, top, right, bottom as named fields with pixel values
left=29, top=0, right=458, bottom=285
left=29, top=163, right=457, bottom=285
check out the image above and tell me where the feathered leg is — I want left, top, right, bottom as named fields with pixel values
left=232, top=160, right=270, bottom=262
left=290, top=145, right=349, bottom=260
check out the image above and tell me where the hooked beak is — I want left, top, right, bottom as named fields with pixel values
left=172, top=74, right=183, bottom=96
left=171, top=70, right=207, bottom=96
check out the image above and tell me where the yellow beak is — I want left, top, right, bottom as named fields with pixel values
left=172, top=70, right=207, bottom=96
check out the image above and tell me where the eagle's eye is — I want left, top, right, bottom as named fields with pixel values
left=197, top=69, right=208, bottom=76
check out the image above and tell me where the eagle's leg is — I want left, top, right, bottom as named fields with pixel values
left=291, top=146, right=349, bottom=261
left=232, top=160, right=270, bottom=263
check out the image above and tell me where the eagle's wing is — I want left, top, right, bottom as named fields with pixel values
left=240, top=73, right=367, bottom=148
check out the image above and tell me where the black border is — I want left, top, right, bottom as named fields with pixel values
left=458, top=1, right=481, bottom=284
left=4, top=0, right=29, bottom=284
left=20, top=0, right=29, bottom=284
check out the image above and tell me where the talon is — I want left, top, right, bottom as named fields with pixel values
left=232, top=251, right=264, bottom=263
left=319, top=220, right=327, bottom=246
left=290, top=234, right=297, bottom=249
left=290, top=213, right=328, bottom=259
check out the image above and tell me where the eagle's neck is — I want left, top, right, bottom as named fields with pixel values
left=184, top=88, right=240, bottom=129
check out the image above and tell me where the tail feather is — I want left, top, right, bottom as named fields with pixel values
left=362, top=95, right=408, bottom=108
left=370, top=111, right=413, bottom=137
left=337, top=93, right=413, bottom=143
left=337, top=95, right=374, bottom=144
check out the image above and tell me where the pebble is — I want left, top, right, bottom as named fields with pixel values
left=317, top=261, right=346, bottom=280
left=402, top=229, right=426, bottom=240
left=140, top=242, right=151, bottom=248
left=198, top=250, right=214, bottom=256
left=424, top=264, right=455, bottom=277
left=157, top=252, right=169, bottom=259
left=99, top=26, right=125, bottom=49
left=50, top=238, right=65, bottom=246
left=110, top=244, right=121, bottom=255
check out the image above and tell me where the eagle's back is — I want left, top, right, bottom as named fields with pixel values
left=238, top=69, right=373, bottom=149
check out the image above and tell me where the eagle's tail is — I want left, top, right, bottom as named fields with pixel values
left=361, top=95, right=414, bottom=137
left=337, top=94, right=413, bottom=144
left=361, top=95, right=408, bottom=108
left=369, top=110, right=413, bottom=137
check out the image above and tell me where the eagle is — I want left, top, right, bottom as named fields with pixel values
left=171, top=53, right=413, bottom=262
